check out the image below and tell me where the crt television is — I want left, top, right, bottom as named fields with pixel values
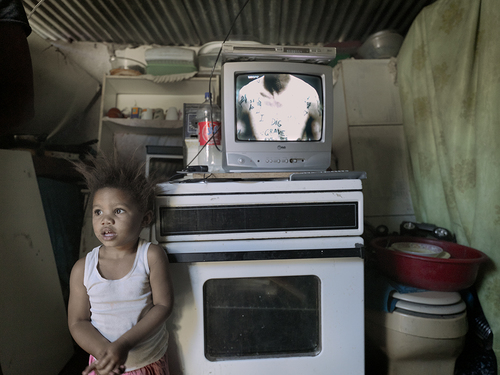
left=221, top=61, right=333, bottom=172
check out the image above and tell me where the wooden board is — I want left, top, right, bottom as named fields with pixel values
left=0, top=150, right=74, bottom=374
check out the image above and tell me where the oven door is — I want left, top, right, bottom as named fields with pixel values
left=163, top=236, right=364, bottom=375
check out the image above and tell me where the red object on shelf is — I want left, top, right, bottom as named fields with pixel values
left=370, top=236, right=488, bottom=292
left=106, top=107, right=124, bottom=118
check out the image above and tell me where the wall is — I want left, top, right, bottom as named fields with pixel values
left=334, top=59, right=416, bottom=233
left=16, top=35, right=101, bottom=144
left=0, top=150, right=74, bottom=374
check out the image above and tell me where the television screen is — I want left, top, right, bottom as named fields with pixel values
left=221, top=61, right=333, bottom=172
left=235, top=73, right=323, bottom=142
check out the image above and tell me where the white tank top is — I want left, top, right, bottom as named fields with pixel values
left=84, top=239, right=169, bottom=371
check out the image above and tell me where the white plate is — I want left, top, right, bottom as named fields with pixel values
left=390, top=242, right=444, bottom=257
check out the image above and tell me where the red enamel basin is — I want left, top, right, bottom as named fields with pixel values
left=370, top=236, right=488, bottom=292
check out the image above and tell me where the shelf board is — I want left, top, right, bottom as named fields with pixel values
left=104, top=75, right=214, bottom=96
left=102, top=117, right=183, bottom=135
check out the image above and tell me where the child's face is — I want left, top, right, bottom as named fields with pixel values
left=92, top=187, right=150, bottom=249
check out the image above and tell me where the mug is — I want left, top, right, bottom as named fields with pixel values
left=166, top=106, right=178, bottom=120
left=153, top=108, right=165, bottom=120
left=141, top=108, right=154, bottom=120
left=131, top=107, right=142, bottom=119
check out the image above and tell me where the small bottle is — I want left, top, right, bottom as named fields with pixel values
left=196, top=92, right=222, bottom=172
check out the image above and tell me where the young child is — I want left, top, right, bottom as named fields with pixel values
left=68, top=155, right=173, bottom=375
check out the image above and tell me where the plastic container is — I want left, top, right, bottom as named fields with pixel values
left=109, top=57, right=146, bottom=75
left=371, top=236, right=488, bottom=291
left=196, top=92, right=222, bottom=172
left=145, top=47, right=197, bottom=75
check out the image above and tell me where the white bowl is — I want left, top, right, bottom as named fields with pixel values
left=390, top=242, right=444, bottom=257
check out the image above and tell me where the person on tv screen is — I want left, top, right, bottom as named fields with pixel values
left=236, top=74, right=322, bottom=141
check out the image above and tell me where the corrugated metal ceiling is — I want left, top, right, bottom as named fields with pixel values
left=23, top=0, right=436, bottom=48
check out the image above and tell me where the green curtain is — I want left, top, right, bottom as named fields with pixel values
left=398, top=0, right=500, bottom=368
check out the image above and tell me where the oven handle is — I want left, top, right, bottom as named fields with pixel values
left=167, top=244, right=364, bottom=263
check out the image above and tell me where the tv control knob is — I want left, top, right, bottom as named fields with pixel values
left=238, top=158, right=245, bottom=164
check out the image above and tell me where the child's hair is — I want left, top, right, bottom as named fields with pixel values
left=74, top=153, right=158, bottom=214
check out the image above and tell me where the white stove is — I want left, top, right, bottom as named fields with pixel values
left=155, top=173, right=365, bottom=375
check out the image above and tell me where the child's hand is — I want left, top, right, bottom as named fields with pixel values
left=82, top=341, right=130, bottom=375
left=82, top=362, right=125, bottom=375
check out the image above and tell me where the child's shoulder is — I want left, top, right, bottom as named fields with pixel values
left=147, top=243, right=167, bottom=256
left=69, top=256, right=87, bottom=282
left=71, top=245, right=100, bottom=272
left=72, top=247, right=98, bottom=269
left=72, top=256, right=86, bottom=271
left=147, top=243, right=169, bottom=264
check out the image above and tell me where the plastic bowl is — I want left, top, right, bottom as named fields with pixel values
left=371, top=236, right=488, bottom=291
left=110, top=57, right=146, bottom=75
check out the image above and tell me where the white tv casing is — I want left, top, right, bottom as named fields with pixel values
left=221, top=61, right=334, bottom=172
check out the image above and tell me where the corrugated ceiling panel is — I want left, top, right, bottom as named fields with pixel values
left=23, top=0, right=436, bottom=47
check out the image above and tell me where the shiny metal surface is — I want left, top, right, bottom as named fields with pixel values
left=23, top=0, right=436, bottom=47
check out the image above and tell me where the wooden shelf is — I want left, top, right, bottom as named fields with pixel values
left=102, top=117, right=183, bottom=135
left=97, top=74, right=220, bottom=160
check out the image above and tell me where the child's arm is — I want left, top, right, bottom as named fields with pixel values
left=82, top=244, right=174, bottom=375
